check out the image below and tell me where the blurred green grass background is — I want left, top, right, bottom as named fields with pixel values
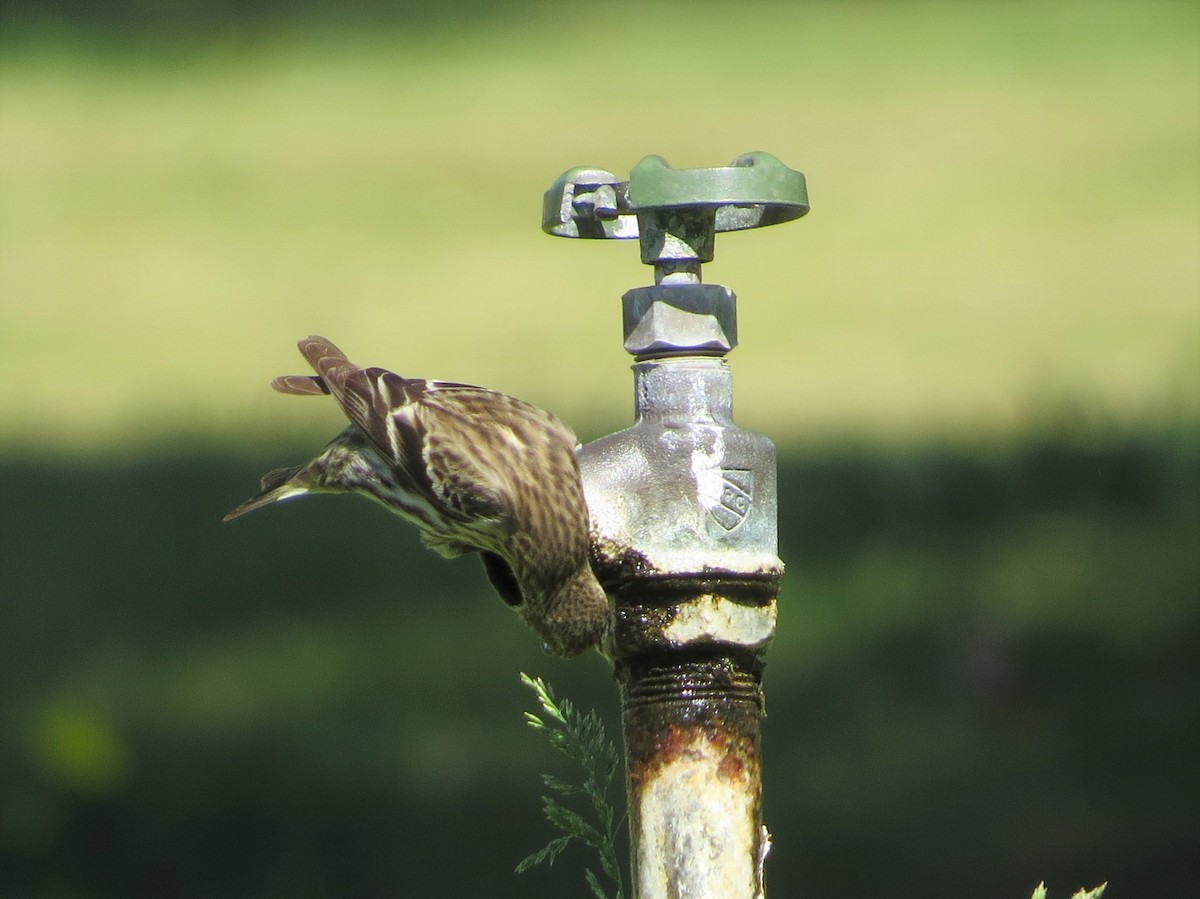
left=1, top=1, right=1198, bottom=897
left=2, top=0, right=1196, bottom=448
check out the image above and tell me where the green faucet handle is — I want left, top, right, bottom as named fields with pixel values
left=542, top=152, right=808, bottom=240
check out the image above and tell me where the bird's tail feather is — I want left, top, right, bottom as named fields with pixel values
left=298, top=336, right=359, bottom=387
left=272, top=374, right=329, bottom=395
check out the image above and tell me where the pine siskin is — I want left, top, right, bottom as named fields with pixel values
left=225, top=335, right=609, bottom=657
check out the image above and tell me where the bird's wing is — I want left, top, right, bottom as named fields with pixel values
left=414, top=383, right=581, bottom=534
left=291, top=335, right=514, bottom=531
left=417, top=404, right=513, bottom=527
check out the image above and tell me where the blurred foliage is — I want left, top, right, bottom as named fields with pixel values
left=0, top=0, right=522, bottom=36
left=1, top=420, right=1196, bottom=897
left=0, top=0, right=1197, bottom=448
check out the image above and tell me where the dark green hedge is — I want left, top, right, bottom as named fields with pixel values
left=1, top=428, right=1196, bottom=896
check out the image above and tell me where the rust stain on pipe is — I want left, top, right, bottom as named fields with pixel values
left=620, top=656, right=767, bottom=899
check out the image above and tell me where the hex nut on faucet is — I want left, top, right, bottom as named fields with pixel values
left=623, top=284, right=738, bottom=358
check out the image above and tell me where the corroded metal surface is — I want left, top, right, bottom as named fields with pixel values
left=621, top=658, right=767, bottom=899
left=580, top=345, right=780, bottom=898
left=581, top=359, right=782, bottom=589
left=544, top=152, right=807, bottom=898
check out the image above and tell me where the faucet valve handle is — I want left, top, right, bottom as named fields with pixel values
left=543, top=153, right=808, bottom=237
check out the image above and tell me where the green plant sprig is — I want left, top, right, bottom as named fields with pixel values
left=516, top=673, right=626, bottom=899
left=1031, top=882, right=1107, bottom=899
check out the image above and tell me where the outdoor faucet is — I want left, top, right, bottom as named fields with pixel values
left=543, top=152, right=809, bottom=899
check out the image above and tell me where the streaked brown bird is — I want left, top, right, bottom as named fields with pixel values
left=225, top=335, right=608, bottom=657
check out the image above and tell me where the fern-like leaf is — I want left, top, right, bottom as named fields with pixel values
left=516, top=673, right=626, bottom=899
left=514, top=835, right=571, bottom=874
left=585, top=868, right=609, bottom=899
left=1031, top=882, right=1108, bottom=899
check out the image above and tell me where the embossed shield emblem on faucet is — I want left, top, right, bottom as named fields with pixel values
left=710, top=468, right=753, bottom=531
